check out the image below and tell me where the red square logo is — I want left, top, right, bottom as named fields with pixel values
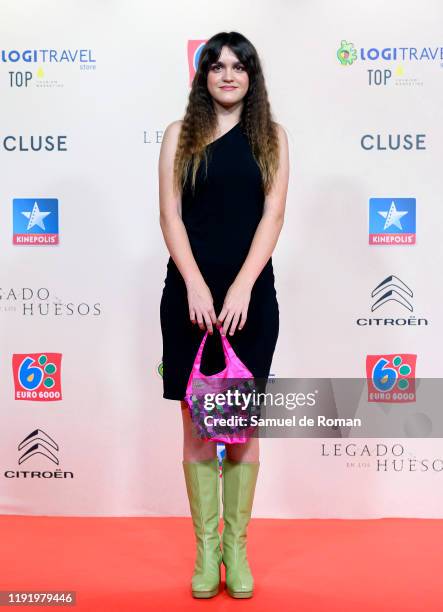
left=187, top=40, right=207, bottom=86
left=366, top=354, right=416, bottom=403
left=13, top=352, right=62, bottom=401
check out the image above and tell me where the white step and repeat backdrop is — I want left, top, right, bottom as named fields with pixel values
left=1, top=0, right=443, bottom=518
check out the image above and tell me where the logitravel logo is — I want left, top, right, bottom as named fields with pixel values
left=356, top=276, right=429, bottom=327
left=336, top=40, right=443, bottom=86
left=3, top=429, right=74, bottom=479
left=337, top=41, right=358, bottom=66
left=366, top=354, right=417, bottom=403
left=187, top=39, right=207, bottom=86
left=12, top=353, right=62, bottom=401
left=13, top=198, right=59, bottom=245
left=1, top=48, right=97, bottom=89
left=369, top=198, right=416, bottom=245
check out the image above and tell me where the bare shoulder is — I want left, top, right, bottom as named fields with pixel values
left=162, top=120, right=183, bottom=147
left=274, top=122, right=289, bottom=146
left=159, top=120, right=183, bottom=167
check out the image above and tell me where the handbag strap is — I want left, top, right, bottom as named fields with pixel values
left=193, top=328, right=235, bottom=374
left=193, top=331, right=209, bottom=372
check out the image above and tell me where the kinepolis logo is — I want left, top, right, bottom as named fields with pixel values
left=360, top=133, right=427, bottom=151
left=1, top=135, right=68, bottom=152
left=13, top=198, right=59, bottom=244
left=3, top=429, right=74, bottom=479
left=336, top=40, right=443, bottom=86
left=356, top=276, right=429, bottom=327
left=369, top=198, right=416, bottom=245
left=1, top=48, right=97, bottom=89
left=321, top=442, right=443, bottom=472
left=0, top=287, right=101, bottom=317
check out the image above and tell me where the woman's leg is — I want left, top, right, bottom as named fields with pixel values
left=221, top=436, right=260, bottom=598
left=180, top=400, right=221, bottom=598
left=181, top=400, right=217, bottom=460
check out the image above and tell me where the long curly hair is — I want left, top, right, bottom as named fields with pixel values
left=173, top=31, right=280, bottom=197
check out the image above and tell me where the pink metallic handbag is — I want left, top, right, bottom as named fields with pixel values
left=185, top=328, right=259, bottom=444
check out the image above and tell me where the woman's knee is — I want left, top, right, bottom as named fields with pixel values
left=225, top=437, right=259, bottom=462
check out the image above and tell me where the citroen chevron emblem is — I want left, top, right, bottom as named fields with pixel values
left=18, top=429, right=59, bottom=465
left=371, top=275, right=413, bottom=312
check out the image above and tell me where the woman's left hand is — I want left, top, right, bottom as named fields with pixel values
left=217, top=278, right=252, bottom=336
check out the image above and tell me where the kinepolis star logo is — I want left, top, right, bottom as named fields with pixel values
left=336, top=39, right=443, bottom=86
left=369, top=198, right=416, bottom=245
left=13, top=198, right=59, bottom=244
left=3, top=429, right=74, bottom=479
left=356, top=276, right=429, bottom=327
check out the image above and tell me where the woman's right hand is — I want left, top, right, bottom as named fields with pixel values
left=186, top=278, right=218, bottom=334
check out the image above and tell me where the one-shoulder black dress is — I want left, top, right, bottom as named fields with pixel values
left=160, top=120, right=279, bottom=400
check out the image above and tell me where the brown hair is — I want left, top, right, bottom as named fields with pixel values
left=173, top=31, right=280, bottom=197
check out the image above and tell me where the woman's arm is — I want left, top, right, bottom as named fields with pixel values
left=217, top=123, right=289, bottom=336
left=159, top=121, right=217, bottom=333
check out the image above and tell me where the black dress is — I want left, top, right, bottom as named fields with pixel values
left=160, top=120, right=279, bottom=400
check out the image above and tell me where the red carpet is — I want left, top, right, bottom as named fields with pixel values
left=0, top=516, right=441, bottom=611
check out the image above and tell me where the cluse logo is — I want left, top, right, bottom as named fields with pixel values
left=360, top=133, right=426, bottom=151
left=13, top=352, right=62, bottom=401
left=356, top=276, right=429, bottom=327
left=2, top=135, right=67, bottom=151
left=3, top=429, right=74, bottom=479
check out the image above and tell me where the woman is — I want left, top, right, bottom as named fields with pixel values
left=158, top=31, right=289, bottom=599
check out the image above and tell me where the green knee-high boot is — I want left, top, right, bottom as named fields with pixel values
left=221, top=458, right=260, bottom=598
left=182, top=457, right=223, bottom=598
